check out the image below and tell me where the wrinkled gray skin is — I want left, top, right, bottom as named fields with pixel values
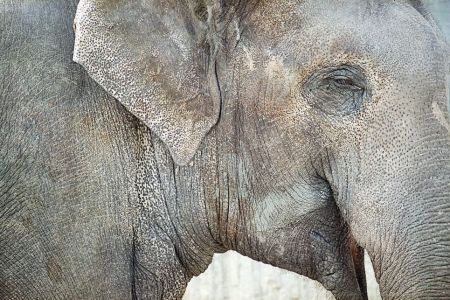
left=1, top=0, right=449, bottom=299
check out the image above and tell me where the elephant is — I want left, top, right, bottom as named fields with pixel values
left=1, top=0, right=449, bottom=299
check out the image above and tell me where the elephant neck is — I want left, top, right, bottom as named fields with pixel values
left=130, top=125, right=225, bottom=299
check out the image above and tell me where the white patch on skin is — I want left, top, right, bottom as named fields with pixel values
left=234, top=20, right=241, bottom=42
left=265, top=56, right=285, bottom=80
left=242, top=46, right=255, bottom=71
left=432, top=101, right=450, bottom=133
left=168, top=30, right=189, bottom=58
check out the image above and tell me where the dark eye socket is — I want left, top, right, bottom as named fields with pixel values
left=303, top=65, right=369, bottom=117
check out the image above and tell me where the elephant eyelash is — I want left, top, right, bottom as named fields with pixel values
left=333, top=77, right=355, bottom=86
left=325, top=76, right=364, bottom=91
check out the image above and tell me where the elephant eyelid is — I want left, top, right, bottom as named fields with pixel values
left=324, top=76, right=364, bottom=91
left=324, top=66, right=366, bottom=86
left=330, top=76, right=354, bottom=86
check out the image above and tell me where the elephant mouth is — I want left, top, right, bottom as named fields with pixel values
left=349, top=235, right=368, bottom=300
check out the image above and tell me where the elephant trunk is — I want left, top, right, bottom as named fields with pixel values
left=368, top=166, right=450, bottom=299
left=327, top=127, right=450, bottom=299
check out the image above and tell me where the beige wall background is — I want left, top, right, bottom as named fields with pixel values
left=184, top=251, right=380, bottom=300
left=183, top=2, right=449, bottom=299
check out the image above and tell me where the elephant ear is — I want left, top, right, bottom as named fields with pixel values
left=73, top=0, right=221, bottom=165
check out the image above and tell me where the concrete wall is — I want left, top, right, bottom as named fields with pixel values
left=183, top=3, right=449, bottom=299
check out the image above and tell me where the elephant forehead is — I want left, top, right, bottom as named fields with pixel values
left=244, top=0, right=446, bottom=79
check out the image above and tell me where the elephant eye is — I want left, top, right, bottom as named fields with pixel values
left=303, top=65, right=369, bottom=117
left=328, top=76, right=361, bottom=90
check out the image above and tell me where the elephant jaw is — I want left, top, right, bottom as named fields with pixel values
left=249, top=204, right=368, bottom=300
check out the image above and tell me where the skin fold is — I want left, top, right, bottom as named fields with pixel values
left=1, top=0, right=449, bottom=299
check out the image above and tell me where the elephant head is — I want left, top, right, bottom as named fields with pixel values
left=73, top=0, right=450, bottom=299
